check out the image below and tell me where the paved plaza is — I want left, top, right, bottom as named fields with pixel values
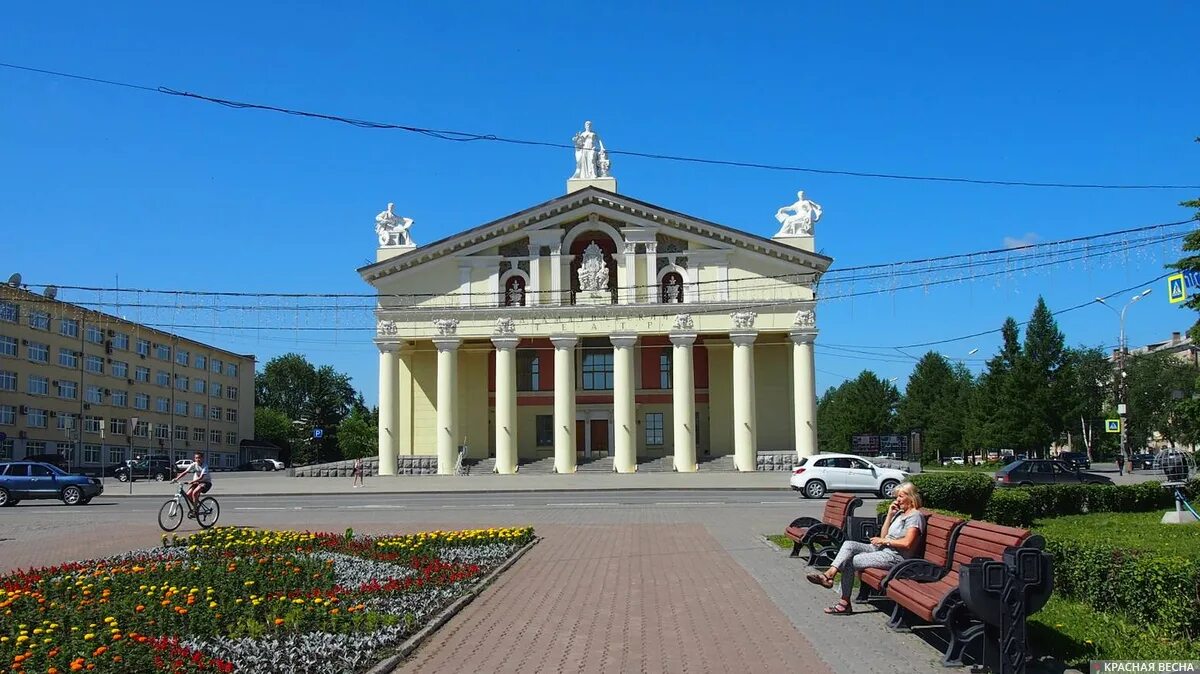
left=0, top=476, right=1097, bottom=673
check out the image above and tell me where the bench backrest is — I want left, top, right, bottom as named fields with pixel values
left=919, top=512, right=966, bottom=569
left=949, top=520, right=1031, bottom=571
left=821, top=492, right=860, bottom=528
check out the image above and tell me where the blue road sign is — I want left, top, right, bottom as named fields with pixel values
left=313, top=428, right=324, bottom=439
left=1105, top=419, right=1121, bottom=433
left=1168, top=273, right=1187, bottom=304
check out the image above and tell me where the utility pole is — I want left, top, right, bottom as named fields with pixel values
left=1097, top=289, right=1151, bottom=472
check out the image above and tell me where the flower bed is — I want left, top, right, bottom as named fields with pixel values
left=0, top=526, right=535, bottom=673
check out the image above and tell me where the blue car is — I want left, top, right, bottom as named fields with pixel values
left=0, top=461, right=103, bottom=506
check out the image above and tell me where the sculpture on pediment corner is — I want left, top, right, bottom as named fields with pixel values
left=494, top=317, right=516, bottom=335
left=571, top=120, right=610, bottom=180
left=576, top=240, right=610, bottom=292
left=432, top=318, right=459, bottom=336
left=377, top=320, right=399, bottom=336
left=673, top=314, right=695, bottom=331
left=730, top=311, right=757, bottom=330
left=375, top=203, right=415, bottom=247
left=774, top=190, right=823, bottom=236
left=793, top=309, right=816, bottom=329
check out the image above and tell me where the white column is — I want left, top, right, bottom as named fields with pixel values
left=492, top=335, right=520, bottom=474
left=619, top=242, right=637, bottom=304
left=643, top=242, right=658, bottom=303
left=551, top=335, right=577, bottom=473
left=529, top=251, right=541, bottom=306
left=791, top=330, right=818, bottom=459
left=377, top=343, right=399, bottom=476
left=550, top=244, right=563, bottom=305
left=730, top=330, right=758, bottom=472
left=458, top=266, right=472, bottom=307
left=433, top=337, right=461, bottom=475
left=611, top=333, right=637, bottom=473
left=670, top=332, right=698, bottom=472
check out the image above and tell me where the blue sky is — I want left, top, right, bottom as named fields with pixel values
left=3, top=3, right=1198, bottom=405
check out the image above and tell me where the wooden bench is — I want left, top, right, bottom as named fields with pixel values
left=783, top=492, right=864, bottom=565
left=883, top=520, right=1039, bottom=667
left=854, top=511, right=966, bottom=604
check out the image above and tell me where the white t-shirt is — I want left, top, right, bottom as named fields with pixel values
left=188, top=463, right=211, bottom=483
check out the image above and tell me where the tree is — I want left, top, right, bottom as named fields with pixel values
left=1168, top=136, right=1200, bottom=341
left=1057, top=346, right=1114, bottom=460
left=255, top=354, right=363, bottom=462
left=966, top=318, right=1025, bottom=452
left=337, top=407, right=378, bottom=459
left=896, top=353, right=971, bottom=463
left=817, top=371, right=899, bottom=454
left=254, top=407, right=293, bottom=455
left=1125, top=352, right=1199, bottom=449
left=1014, top=297, right=1070, bottom=453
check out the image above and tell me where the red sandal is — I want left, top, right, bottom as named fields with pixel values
left=823, top=601, right=853, bottom=615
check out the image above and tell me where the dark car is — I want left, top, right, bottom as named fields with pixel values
left=114, top=459, right=174, bottom=483
left=1131, top=453, right=1157, bottom=470
left=1057, top=452, right=1091, bottom=471
left=995, top=459, right=1113, bottom=487
left=0, top=461, right=103, bottom=506
left=22, top=453, right=70, bottom=471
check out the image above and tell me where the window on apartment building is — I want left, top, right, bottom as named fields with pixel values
left=83, top=444, right=101, bottom=464
left=226, top=363, right=237, bottom=378
left=195, top=354, right=207, bottom=370
left=175, top=375, right=189, bottom=391
left=536, top=415, right=553, bottom=446
left=109, top=418, right=127, bottom=435
left=60, top=318, right=78, bottom=338
left=644, top=413, right=664, bottom=446
left=0, top=405, right=14, bottom=426
left=111, top=390, right=127, bottom=407
left=209, top=429, right=221, bottom=444
left=153, top=423, right=169, bottom=440
left=193, top=403, right=206, bottom=418
left=211, top=358, right=222, bottom=374
left=211, top=382, right=222, bottom=398
left=155, top=344, right=170, bottom=360
left=155, top=397, right=169, bottom=413
left=28, top=408, right=48, bottom=428
left=226, top=432, right=237, bottom=446
left=113, top=332, right=130, bottom=350
left=226, top=408, right=238, bottom=423
left=57, top=380, right=77, bottom=400
left=0, top=370, right=15, bottom=391
left=112, top=361, right=128, bottom=378
left=176, top=349, right=189, bottom=366
left=0, top=438, right=12, bottom=459
left=0, top=336, right=16, bottom=357
left=135, top=366, right=150, bottom=382
left=174, top=400, right=187, bottom=416
left=136, top=339, right=150, bottom=357
left=210, top=406, right=222, bottom=421
left=58, top=348, right=78, bottom=368
left=56, top=413, right=75, bottom=432
left=25, top=441, right=47, bottom=455
left=174, top=425, right=188, bottom=441
left=193, top=378, right=206, bottom=394
left=516, top=352, right=540, bottom=391
left=134, top=393, right=149, bottom=410
left=85, top=386, right=103, bottom=404
left=0, top=302, right=19, bottom=323
left=227, top=386, right=238, bottom=401
left=659, top=349, right=672, bottom=389
left=29, top=311, right=50, bottom=330
left=192, top=427, right=205, bottom=442
left=86, top=325, right=104, bottom=344
left=28, top=375, right=49, bottom=396
left=85, top=355, right=104, bottom=374
left=133, top=421, right=149, bottom=437
left=108, top=446, right=123, bottom=464
left=27, top=342, right=49, bottom=363
left=155, top=370, right=169, bottom=387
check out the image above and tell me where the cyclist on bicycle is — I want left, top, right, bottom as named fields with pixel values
left=171, top=453, right=212, bottom=517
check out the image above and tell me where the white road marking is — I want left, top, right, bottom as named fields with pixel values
left=653, top=501, right=728, bottom=506
left=550, top=502, right=608, bottom=507
left=342, top=505, right=407, bottom=509
left=758, top=500, right=798, bottom=504
left=234, top=507, right=287, bottom=511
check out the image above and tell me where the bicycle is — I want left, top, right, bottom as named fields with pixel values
left=158, top=482, right=220, bottom=531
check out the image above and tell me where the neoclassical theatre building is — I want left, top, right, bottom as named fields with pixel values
left=360, top=123, right=831, bottom=475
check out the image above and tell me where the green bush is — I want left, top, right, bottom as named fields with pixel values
left=982, top=488, right=1035, bottom=527
left=910, top=472, right=995, bottom=518
left=1030, top=596, right=1200, bottom=666
left=1018, top=482, right=1172, bottom=519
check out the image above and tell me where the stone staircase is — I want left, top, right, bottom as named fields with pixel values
left=636, top=456, right=675, bottom=472
left=516, top=456, right=558, bottom=474
left=464, top=458, right=496, bottom=475
left=576, top=456, right=615, bottom=472
left=697, top=455, right=738, bottom=472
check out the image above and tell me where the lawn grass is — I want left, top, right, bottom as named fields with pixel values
left=1030, top=596, right=1200, bottom=665
left=766, top=534, right=792, bottom=550
left=1034, top=510, right=1200, bottom=558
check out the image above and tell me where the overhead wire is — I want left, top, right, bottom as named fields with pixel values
left=2, top=61, right=1198, bottom=190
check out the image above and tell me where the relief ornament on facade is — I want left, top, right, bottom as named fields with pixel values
left=793, top=309, right=816, bottom=329
left=377, top=320, right=399, bottom=336
left=774, top=191, right=823, bottom=237
left=673, top=314, right=695, bottom=331
left=494, top=317, right=516, bottom=335
left=375, top=203, right=415, bottom=247
left=576, top=241, right=610, bottom=292
left=432, top=318, right=459, bottom=336
left=730, top=311, right=758, bottom=330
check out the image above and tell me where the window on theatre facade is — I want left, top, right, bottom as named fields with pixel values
left=580, top=340, right=613, bottom=391
left=516, top=351, right=540, bottom=391
left=659, top=349, right=672, bottom=389
left=660, top=271, right=685, bottom=303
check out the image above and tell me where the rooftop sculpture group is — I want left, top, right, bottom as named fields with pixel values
left=571, top=121, right=612, bottom=181
left=375, top=203, right=414, bottom=247
left=775, top=191, right=822, bottom=236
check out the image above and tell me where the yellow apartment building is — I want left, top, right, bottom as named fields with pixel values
left=0, top=282, right=258, bottom=472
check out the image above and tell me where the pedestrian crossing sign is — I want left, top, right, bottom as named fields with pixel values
left=1105, top=419, right=1121, bottom=433
left=1168, top=273, right=1187, bottom=304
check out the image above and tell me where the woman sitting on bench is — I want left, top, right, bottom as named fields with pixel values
left=806, top=481, right=925, bottom=615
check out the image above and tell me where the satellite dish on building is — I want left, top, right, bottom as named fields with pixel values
left=6, top=273, right=21, bottom=287
left=43, top=286, right=58, bottom=300
left=1151, top=448, right=1198, bottom=524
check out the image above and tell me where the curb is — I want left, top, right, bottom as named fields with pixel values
left=363, top=536, right=541, bottom=674
left=96, top=486, right=797, bottom=499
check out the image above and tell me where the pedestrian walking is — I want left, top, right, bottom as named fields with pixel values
left=352, top=457, right=365, bottom=488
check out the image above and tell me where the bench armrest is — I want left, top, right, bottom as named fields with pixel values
left=801, top=522, right=842, bottom=542
left=788, top=516, right=821, bottom=529
left=846, top=515, right=881, bottom=543
left=884, top=559, right=945, bottom=585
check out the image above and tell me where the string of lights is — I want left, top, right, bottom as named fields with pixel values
left=3, top=61, right=1198, bottom=191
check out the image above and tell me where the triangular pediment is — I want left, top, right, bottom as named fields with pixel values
left=359, top=187, right=832, bottom=284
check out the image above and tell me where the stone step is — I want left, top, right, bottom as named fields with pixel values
left=517, top=456, right=558, bottom=474
left=577, top=456, right=614, bottom=472
left=697, top=455, right=738, bottom=472
left=466, top=458, right=497, bottom=475
left=636, top=456, right=675, bottom=472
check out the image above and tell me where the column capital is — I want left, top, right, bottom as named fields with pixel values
left=789, top=329, right=818, bottom=345
left=729, top=329, right=758, bottom=346
left=432, top=337, right=462, bottom=352
left=669, top=332, right=698, bottom=347
left=490, top=335, right=521, bottom=350
left=550, top=334, right=578, bottom=349
left=609, top=332, right=638, bottom=349
left=374, top=341, right=402, bottom=354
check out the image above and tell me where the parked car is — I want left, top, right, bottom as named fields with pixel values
left=1131, top=453, right=1157, bottom=470
left=0, top=461, right=103, bottom=506
left=790, top=453, right=909, bottom=499
left=238, top=458, right=283, bottom=472
left=115, top=459, right=174, bottom=483
left=994, top=459, right=1113, bottom=487
left=22, top=453, right=70, bottom=472
left=942, top=456, right=966, bottom=466
left=175, top=459, right=195, bottom=472
left=1057, top=452, right=1091, bottom=471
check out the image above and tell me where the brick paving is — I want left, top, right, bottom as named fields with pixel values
left=397, top=524, right=831, bottom=674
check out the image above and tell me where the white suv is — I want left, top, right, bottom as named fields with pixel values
left=789, top=453, right=909, bottom=499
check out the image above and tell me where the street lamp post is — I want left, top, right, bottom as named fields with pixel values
left=1096, top=289, right=1152, bottom=472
